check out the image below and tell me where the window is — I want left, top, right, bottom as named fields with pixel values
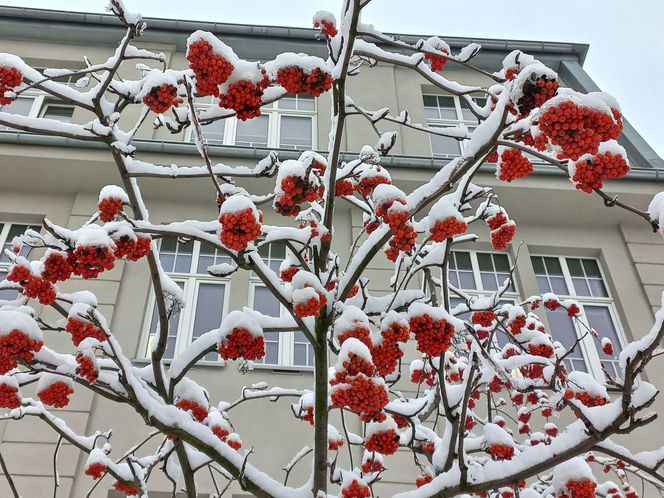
left=0, top=97, right=36, bottom=131
left=40, top=103, right=74, bottom=122
left=531, top=255, right=625, bottom=379
left=143, top=237, right=231, bottom=361
left=0, top=223, right=39, bottom=301
left=250, top=242, right=314, bottom=369
left=423, top=94, right=485, bottom=159
left=187, top=94, right=316, bottom=150
left=448, top=251, right=516, bottom=294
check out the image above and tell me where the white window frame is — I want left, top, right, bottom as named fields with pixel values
left=448, top=249, right=520, bottom=297
left=530, top=255, right=629, bottom=381
left=141, top=239, right=231, bottom=363
left=423, top=94, right=483, bottom=159
left=0, top=222, right=40, bottom=301
left=186, top=96, right=317, bottom=150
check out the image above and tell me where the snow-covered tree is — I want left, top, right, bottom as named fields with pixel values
left=0, top=1, right=663, bottom=497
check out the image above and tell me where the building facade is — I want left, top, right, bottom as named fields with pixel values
left=0, top=6, right=662, bottom=497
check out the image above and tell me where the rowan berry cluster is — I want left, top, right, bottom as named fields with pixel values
left=515, top=76, right=559, bottom=116
left=487, top=443, right=515, bottom=460
left=356, top=172, right=391, bottom=198
left=571, top=150, right=630, bottom=193
left=22, top=275, right=57, bottom=305
left=42, top=251, right=73, bottom=282
left=559, top=479, right=597, bottom=498
left=175, top=399, right=209, bottom=422
left=7, top=264, right=30, bottom=283
left=219, top=72, right=270, bottom=120
left=0, top=381, right=20, bottom=409
left=73, top=246, right=116, bottom=279
left=410, top=363, right=436, bottom=386
left=471, top=311, right=496, bottom=328
left=497, top=148, right=533, bottom=182
left=416, top=473, right=433, bottom=488
left=98, top=197, right=124, bottom=223
left=218, top=327, right=265, bottom=361
left=313, top=19, right=337, bottom=37
left=361, top=455, right=383, bottom=474
left=219, top=207, right=262, bottom=251
left=187, top=39, right=234, bottom=97
left=490, top=220, right=516, bottom=250
left=211, top=424, right=230, bottom=441
left=564, top=389, right=608, bottom=407
left=409, top=313, right=456, bottom=356
left=85, top=462, right=107, bottom=480
left=385, top=222, right=417, bottom=262
left=328, top=435, right=345, bottom=451
left=293, top=291, right=327, bottom=318
left=142, top=84, right=183, bottom=114
left=365, top=428, right=399, bottom=455
left=538, top=100, right=622, bottom=160
left=276, top=66, right=333, bottom=97
left=66, top=317, right=106, bottom=346
left=335, top=179, right=355, bottom=197
left=513, top=130, right=548, bottom=151
left=429, top=216, right=467, bottom=242
left=528, top=343, right=554, bottom=358
left=274, top=175, right=322, bottom=216
left=280, top=265, right=299, bottom=282
left=76, top=353, right=98, bottom=383
left=602, top=340, right=614, bottom=356
left=0, top=329, right=43, bottom=374
left=0, top=66, right=23, bottom=105
left=331, top=373, right=389, bottom=422
left=370, top=339, right=403, bottom=377
left=38, top=380, right=74, bottom=408
left=113, top=481, right=139, bottom=496
left=337, top=325, right=372, bottom=348
left=425, top=49, right=448, bottom=72
left=341, top=478, right=371, bottom=498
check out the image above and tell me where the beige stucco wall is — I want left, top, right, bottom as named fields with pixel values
left=0, top=29, right=661, bottom=498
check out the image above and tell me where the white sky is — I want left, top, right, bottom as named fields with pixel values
left=3, top=0, right=663, bottom=158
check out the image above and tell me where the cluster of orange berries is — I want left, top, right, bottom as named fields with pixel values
left=113, top=481, right=139, bottom=497
left=276, top=66, right=333, bottom=97
left=335, top=179, right=355, bottom=197
left=497, top=148, right=533, bottom=182
left=365, top=428, right=399, bottom=455
left=356, top=173, right=391, bottom=198
left=313, top=19, right=337, bottom=37
left=175, top=399, right=209, bottom=422
left=112, top=235, right=152, bottom=262
left=487, top=443, right=515, bottom=461
left=0, top=381, right=20, bottom=409
left=538, top=100, right=622, bottom=160
left=528, top=343, right=554, bottom=358
left=0, top=66, right=23, bottom=105
left=22, top=275, right=57, bottom=305
left=328, top=435, right=345, bottom=451
left=84, top=462, right=107, bottom=480
left=334, top=352, right=375, bottom=381
left=274, top=175, right=322, bottom=216
left=416, top=473, right=433, bottom=488
left=42, top=251, right=74, bottom=282
left=331, top=373, right=389, bottom=422
left=0, top=329, right=43, bottom=374
left=409, top=313, right=456, bottom=357
left=410, top=363, right=436, bottom=386
left=218, top=327, right=265, bottom=361
left=471, top=311, right=496, bottom=328
left=572, top=150, right=630, bottom=193
left=38, top=380, right=74, bottom=408
left=559, top=479, right=597, bottom=498
left=361, top=455, right=384, bottom=474
left=425, top=49, right=448, bottom=72
left=370, top=339, right=403, bottom=377
left=429, top=216, right=467, bottom=242
left=219, top=71, right=271, bottom=121
left=513, top=130, right=548, bottom=151
left=486, top=212, right=516, bottom=250
left=219, top=207, right=262, bottom=251
left=76, top=353, right=98, bottom=383
left=341, top=478, right=371, bottom=498
left=66, top=317, right=106, bottom=346
left=280, top=265, right=299, bottom=282
left=73, top=245, right=116, bottom=279
left=187, top=39, right=234, bottom=97
left=210, top=425, right=242, bottom=449
left=564, top=389, right=608, bottom=407
left=98, top=197, right=124, bottom=223
left=515, top=76, right=559, bottom=116
left=293, top=290, right=327, bottom=318
left=142, top=84, right=183, bottom=114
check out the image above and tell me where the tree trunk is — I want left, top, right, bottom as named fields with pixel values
left=312, top=329, right=329, bottom=496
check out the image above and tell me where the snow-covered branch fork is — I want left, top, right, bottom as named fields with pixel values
left=0, top=0, right=663, bottom=497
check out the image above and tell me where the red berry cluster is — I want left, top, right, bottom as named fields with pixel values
left=142, top=84, right=183, bottom=114
left=564, top=389, right=608, bottom=407
left=219, top=72, right=270, bottom=121
left=361, top=456, right=383, bottom=473
left=0, top=329, right=43, bottom=374
left=294, top=291, right=327, bottom=318
left=22, top=275, right=57, bottom=305
left=602, top=340, right=613, bottom=356
left=571, top=150, right=630, bottom=193
left=98, top=197, right=124, bottom=222
left=275, top=175, right=322, bottom=216
left=559, top=479, right=596, bottom=498
left=416, top=474, right=433, bottom=488
left=219, top=208, right=261, bottom=251
left=211, top=424, right=230, bottom=441
left=38, top=380, right=74, bottom=408
left=487, top=443, right=515, bottom=461
left=76, top=353, right=98, bottom=383
left=425, top=48, right=449, bottom=72
left=314, top=19, right=337, bottom=37
left=338, top=325, right=372, bottom=348
left=410, top=364, right=436, bottom=386
left=113, top=235, right=151, bottom=261
left=490, top=221, right=516, bottom=250
left=365, top=428, right=399, bottom=455
left=334, top=352, right=375, bottom=381
left=226, top=433, right=242, bottom=450
left=505, top=67, right=519, bottom=81
left=497, top=148, right=533, bottom=182
left=280, top=265, right=299, bottom=282
left=0, top=66, right=23, bottom=105
left=42, top=251, right=73, bottom=282
left=409, top=313, right=456, bottom=357
left=429, top=216, right=467, bottom=242
left=528, top=343, right=554, bottom=358
left=336, top=179, right=355, bottom=197
left=341, top=479, right=371, bottom=498
left=515, top=76, right=559, bottom=116
left=385, top=222, right=417, bottom=262
left=328, top=436, right=345, bottom=451
left=539, top=100, right=622, bottom=160
left=506, top=314, right=526, bottom=335
left=85, top=462, right=107, bottom=480
left=486, top=211, right=507, bottom=230
left=113, top=481, right=139, bottom=497
left=331, top=373, right=389, bottom=422
left=472, top=311, right=496, bottom=327
left=73, top=246, right=115, bottom=279
left=176, top=399, right=209, bottom=422
left=276, top=66, right=333, bottom=97
left=7, top=264, right=30, bottom=283
left=356, top=174, right=391, bottom=198
left=370, top=339, right=403, bottom=377
left=0, top=381, right=20, bottom=409
left=66, top=317, right=106, bottom=346
left=487, top=150, right=499, bottom=163
left=218, top=327, right=265, bottom=361
left=187, top=39, right=234, bottom=97
left=513, top=130, right=548, bottom=151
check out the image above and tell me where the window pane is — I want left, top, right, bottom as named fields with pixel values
left=0, top=270, right=18, bottom=301
left=436, top=96, right=457, bottom=119
left=42, top=105, right=73, bottom=122
left=454, top=252, right=472, bottom=271
left=253, top=286, right=280, bottom=317
left=477, top=253, right=494, bottom=272
left=147, top=282, right=185, bottom=360
left=546, top=309, right=587, bottom=372
left=192, top=284, right=225, bottom=361
left=585, top=305, right=622, bottom=378
left=293, top=331, right=314, bottom=367
left=0, top=97, right=34, bottom=130
left=430, top=128, right=461, bottom=156
left=582, top=259, right=602, bottom=278
left=496, top=272, right=514, bottom=292
left=271, top=242, right=287, bottom=259
left=544, top=257, right=563, bottom=276
left=571, top=277, right=591, bottom=297
left=493, top=254, right=510, bottom=272
left=280, top=94, right=315, bottom=111
left=197, top=243, right=231, bottom=274
left=550, top=276, right=568, bottom=295
left=448, top=271, right=459, bottom=288
left=197, top=119, right=225, bottom=145
left=280, top=116, right=312, bottom=150
left=481, top=272, right=498, bottom=291
left=531, top=256, right=546, bottom=275
left=588, top=278, right=608, bottom=298
left=1, top=224, right=39, bottom=264
left=567, top=258, right=584, bottom=277
left=159, top=237, right=193, bottom=273
left=536, top=276, right=552, bottom=294
left=263, top=332, right=279, bottom=364
left=235, top=115, right=268, bottom=147
left=459, top=271, right=476, bottom=290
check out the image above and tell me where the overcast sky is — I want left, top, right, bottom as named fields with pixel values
left=3, top=0, right=663, bottom=158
